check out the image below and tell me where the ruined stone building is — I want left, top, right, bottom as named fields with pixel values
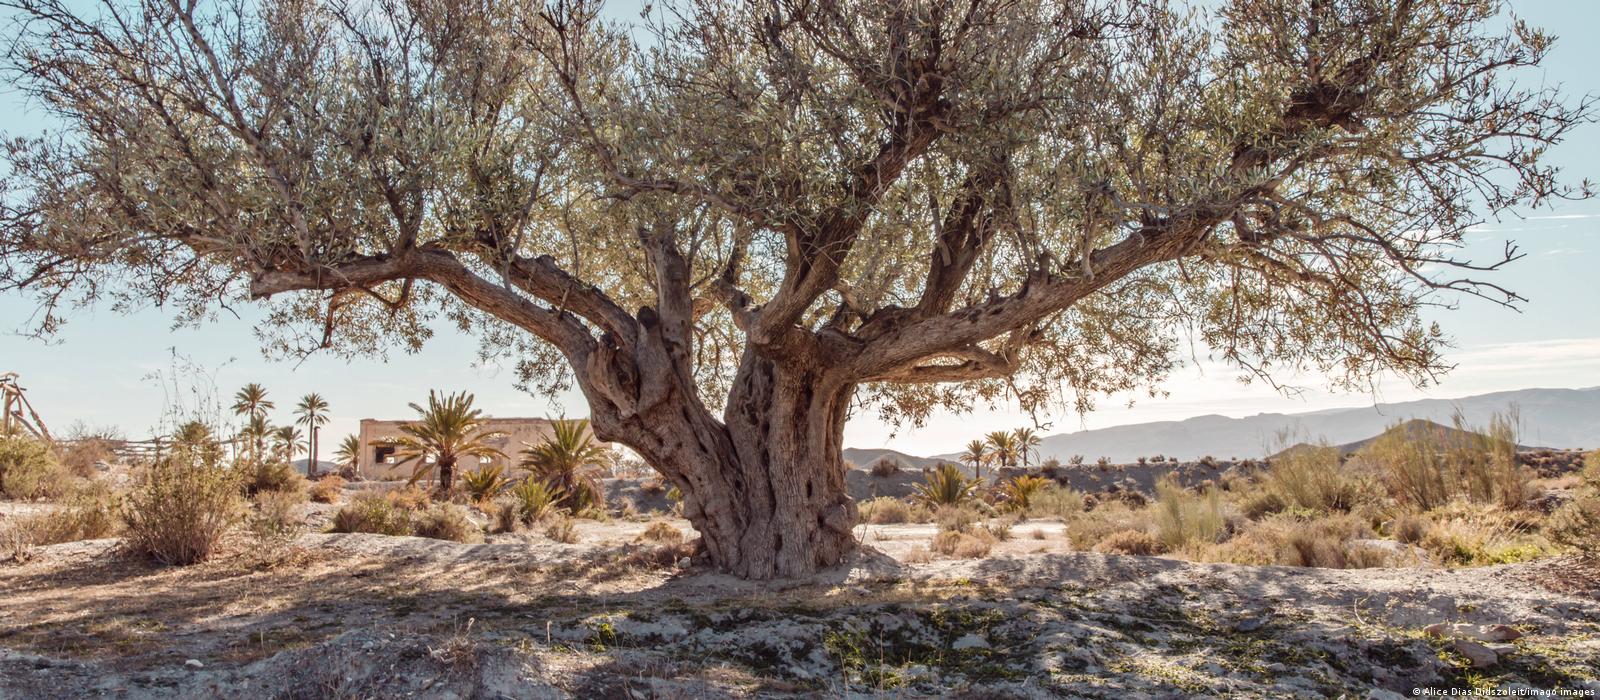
left=356, top=416, right=585, bottom=480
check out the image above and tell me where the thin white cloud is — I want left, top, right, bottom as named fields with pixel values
left=1524, top=214, right=1600, bottom=221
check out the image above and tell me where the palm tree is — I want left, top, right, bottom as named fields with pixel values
left=960, top=439, right=990, bottom=481
left=333, top=434, right=361, bottom=477
left=294, top=393, right=330, bottom=477
left=985, top=430, right=1019, bottom=472
left=171, top=420, right=222, bottom=461
left=231, top=383, right=274, bottom=418
left=389, top=391, right=505, bottom=493
left=240, top=414, right=272, bottom=465
left=1013, top=427, right=1042, bottom=470
left=520, top=418, right=611, bottom=511
left=232, top=383, right=273, bottom=464
left=272, top=425, right=305, bottom=462
left=172, top=420, right=214, bottom=448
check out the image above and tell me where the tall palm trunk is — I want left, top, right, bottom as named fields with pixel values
left=437, top=456, right=457, bottom=493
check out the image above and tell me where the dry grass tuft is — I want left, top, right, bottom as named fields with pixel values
left=869, top=458, right=902, bottom=478
left=247, top=489, right=304, bottom=553
left=1264, top=444, right=1366, bottom=513
left=413, top=504, right=480, bottom=543
left=860, top=496, right=931, bottom=524
left=387, top=484, right=432, bottom=511
left=636, top=520, right=684, bottom=545
left=930, top=528, right=995, bottom=558
left=1092, top=529, right=1163, bottom=556
left=308, top=475, right=345, bottom=504
left=1548, top=497, right=1600, bottom=554
left=428, top=618, right=479, bottom=671
left=243, top=460, right=306, bottom=498
left=1391, top=513, right=1432, bottom=544
left=1025, top=485, right=1086, bottom=520
left=15, top=483, right=121, bottom=546
left=330, top=493, right=413, bottom=536
left=544, top=515, right=578, bottom=544
left=1152, top=477, right=1225, bottom=550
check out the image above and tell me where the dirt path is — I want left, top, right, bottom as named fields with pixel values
left=1, top=528, right=1596, bottom=698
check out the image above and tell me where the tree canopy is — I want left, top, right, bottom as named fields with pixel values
left=2, top=0, right=1587, bottom=417
left=0, top=0, right=1590, bottom=577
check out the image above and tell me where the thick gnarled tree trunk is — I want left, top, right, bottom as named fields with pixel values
left=582, top=342, right=858, bottom=579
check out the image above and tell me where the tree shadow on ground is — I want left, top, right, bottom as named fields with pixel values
left=2, top=537, right=1597, bottom=697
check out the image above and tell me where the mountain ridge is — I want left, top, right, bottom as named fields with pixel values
left=848, top=386, right=1600, bottom=465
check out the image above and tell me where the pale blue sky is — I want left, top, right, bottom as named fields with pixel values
left=2, top=2, right=1598, bottom=459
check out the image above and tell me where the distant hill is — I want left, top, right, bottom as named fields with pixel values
left=1272, top=418, right=1533, bottom=459
left=882, top=386, right=1600, bottom=465
left=292, top=458, right=341, bottom=475
left=842, top=448, right=946, bottom=471
left=1334, top=418, right=1532, bottom=454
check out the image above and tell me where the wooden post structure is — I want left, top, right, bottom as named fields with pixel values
left=0, top=372, right=52, bottom=443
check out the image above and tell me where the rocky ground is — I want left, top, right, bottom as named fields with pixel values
left=1, top=514, right=1596, bottom=699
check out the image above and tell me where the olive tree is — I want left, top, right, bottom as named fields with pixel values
left=0, top=0, right=1589, bottom=578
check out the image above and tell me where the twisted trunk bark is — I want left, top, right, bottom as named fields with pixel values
left=583, top=344, right=858, bottom=579
left=437, top=457, right=457, bottom=494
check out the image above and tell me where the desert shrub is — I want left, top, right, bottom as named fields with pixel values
left=985, top=515, right=1015, bottom=541
left=1063, top=500, right=1149, bottom=551
left=330, top=493, right=413, bottom=536
left=935, top=504, right=982, bottom=533
left=914, top=463, right=976, bottom=507
left=1202, top=533, right=1275, bottom=565
left=930, top=527, right=995, bottom=558
left=0, top=434, right=70, bottom=500
left=1025, top=485, right=1085, bottom=520
left=387, top=484, right=432, bottom=510
left=1451, top=412, right=1532, bottom=510
left=460, top=465, right=509, bottom=502
left=11, top=484, right=121, bottom=545
left=639, top=478, right=666, bottom=495
left=870, top=458, right=901, bottom=478
left=489, top=497, right=522, bottom=533
left=1203, top=513, right=1379, bottom=568
left=507, top=478, right=561, bottom=525
left=615, top=540, right=696, bottom=570
left=1420, top=515, right=1548, bottom=567
left=248, top=489, right=304, bottom=551
left=1547, top=497, right=1600, bottom=554
left=0, top=518, right=32, bottom=562
left=1280, top=524, right=1358, bottom=568
left=618, top=500, right=641, bottom=520
left=1369, top=412, right=1532, bottom=512
left=545, top=515, right=578, bottom=543
left=861, top=496, right=914, bottom=524
left=1265, top=445, right=1366, bottom=512
left=999, top=475, right=1049, bottom=513
left=1093, top=529, right=1162, bottom=556
left=414, top=504, right=480, bottom=543
left=1152, top=478, right=1225, bottom=550
left=57, top=435, right=115, bottom=478
left=123, top=448, right=243, bottom=565
left=1280, top=531, right=1343, bottom=567
left=1391, top=513, right=1433, bottom=544
left=1581, top=451, right=1600, bottom=488
left=637, top=520, right=684, bottom=545
left=1240, top=489, right=1287, bottom=520
left=243, top=460, right=306, bottom=497
left=308, top=475, right=345, bottom=503
left=1367, top=427, right=1454, bottom=511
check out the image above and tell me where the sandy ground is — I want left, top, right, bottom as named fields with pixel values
left=1, top=505, right=1597, bottom=699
